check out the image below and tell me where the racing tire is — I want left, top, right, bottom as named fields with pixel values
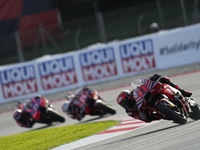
left=156, top=102, right=187, bottom=125
left=47, top=108, right=65, bottom=123
left=190, top=104, right=200, bottom=120
left=96, top=102, right=116, bottom=115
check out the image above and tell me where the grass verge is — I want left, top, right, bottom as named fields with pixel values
left=0, top=120, right=119, bottom=150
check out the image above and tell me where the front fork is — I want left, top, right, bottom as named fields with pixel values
left=174, top=92, right=192, bottom=117
left=154, top=97, right=191, bottom=118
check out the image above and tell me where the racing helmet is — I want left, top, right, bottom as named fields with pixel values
left=62, top=101, right=69, bottom=113
left=13, top=109, right=23, bottom=122
left=24, top=99, right=34, bottom=109
left=73, top=89, right=83, bottom=100
left=62, top=101, right=73, bottom=113
left=116, top=90, right=131, bottom=109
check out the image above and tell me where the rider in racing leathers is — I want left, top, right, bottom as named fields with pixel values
left=62, top=86, right=104, bottom=120
left=116, top=74, right=192, bottom=123
left=13, top=95, right=49, bottom=128
left=13, top=101, right=36, bottom=128
left=62, top=86, right=92, bottom=121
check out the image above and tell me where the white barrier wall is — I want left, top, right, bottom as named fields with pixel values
left=0, top=23, right=200, bottom=104
left=154, top=24, right=200, bottom=69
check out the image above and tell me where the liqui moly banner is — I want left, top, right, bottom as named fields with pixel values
left=37, top=55, right=79, bottom=92
left=0, top=63, right=38, bottom=101
left=79, top=47, right=118, bottom=82
left=118, top=39, right=156, bottom=74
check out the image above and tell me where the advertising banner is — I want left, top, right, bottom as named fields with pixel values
left=118, top=38, right=157, bottom=75
left=79, top=46, right=118, bottom=83
left=0, top=62, right=39, bottom=103
left=36, top=54, right=79, bottom=94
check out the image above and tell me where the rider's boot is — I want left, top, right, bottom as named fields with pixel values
left=167, top=81, right=192, bottom=97
left=174, top=85, right=192, bottom=97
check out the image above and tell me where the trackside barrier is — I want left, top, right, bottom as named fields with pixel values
left=0, top=23, right=200, bottom=104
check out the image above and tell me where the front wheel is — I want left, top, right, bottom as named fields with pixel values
left=156, top=102, right=187, bottom=125
left=96, top=101, right=116, bottom=115
left=190, top=104, right=200, bottom=120
left=46, top=108, right=65, bottom=123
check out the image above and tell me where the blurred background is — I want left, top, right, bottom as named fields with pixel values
left=0, top=0, right=199, bottom=66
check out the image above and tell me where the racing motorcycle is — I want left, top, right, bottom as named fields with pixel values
left=17, top=96, right=65, bottom=126
left=69, top=88, right=116, bottom=119
left=131, top=78, right=200, bottom=124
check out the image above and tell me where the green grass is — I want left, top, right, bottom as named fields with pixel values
left=0, top=120, right=119, bottom=150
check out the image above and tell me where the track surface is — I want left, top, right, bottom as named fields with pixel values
left=76, top=71, right=200, bottom=150
left=0, top=62, right=200, bottom=150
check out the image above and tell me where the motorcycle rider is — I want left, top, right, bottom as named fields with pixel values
left=116, top=74, right=192, bottom=122
left=62, top=86, right=104, bottom=120
left=13, top=108, right=36, bottom=128
left=13, top=95, right=50, bottom=127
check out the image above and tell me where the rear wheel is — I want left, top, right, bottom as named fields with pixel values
left=47, top=108, right=65, bottom=123
left=156, top=102, right=187, bottom=125
left=96, top=102, right=116, bottom=115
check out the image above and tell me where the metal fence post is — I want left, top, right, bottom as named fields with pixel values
left=93, top=0, right=107, bottom=43
left=74, top=28, right=81, bottom=49
left=156, top=0, right=165, bottom=29
left=193, top=0, right=199, bottom=23
left=15, top=31, right=24, bottom=62
left=180, top=0, right=188, bottom=26
left=39, top=23, right=48, bottom=54
left=137, top=14, right=143, bottom=35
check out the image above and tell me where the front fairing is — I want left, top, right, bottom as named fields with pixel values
left=134, top=79, right=163, bottom=112
left=135, top=85, right=149, bottom=111
left=161, top=84, right=178, bottom=100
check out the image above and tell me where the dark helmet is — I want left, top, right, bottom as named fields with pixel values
left=82, top=86, right=89, bottom=91
left=116, top=90, right=132, bottom=109
left=13, top=109, right=23, bottom=122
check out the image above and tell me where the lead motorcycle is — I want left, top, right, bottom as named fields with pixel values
left=131, top=78, right=200, bottom=124
left=15, top=96, right=65, bottom=127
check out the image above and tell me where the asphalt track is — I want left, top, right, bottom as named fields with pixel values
left=74, top=71, right=200, bottom=150
left=0, top=62, right=200, bottom=150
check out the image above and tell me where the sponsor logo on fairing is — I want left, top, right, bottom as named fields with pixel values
left=38, top=56, right=77, bottom=90
left=119, top=39, right=156, bottom=73
left=79, top=48, right=117, bottom=81
left=0, top=65, right=38, bottom=99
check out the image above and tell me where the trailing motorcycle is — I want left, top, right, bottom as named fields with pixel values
left=15, top=96, right=65, bottom=127
left=131, top=78, right=200, bottom=124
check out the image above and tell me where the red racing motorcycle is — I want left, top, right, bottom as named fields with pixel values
left=131, top=78, right=200, bottom=124
left=73, top=89, right=116, bottom=118
left=17, top=96, right=65, bottom=127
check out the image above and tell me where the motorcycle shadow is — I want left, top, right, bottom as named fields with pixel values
left=76, top=114, right=112, bottom=124
left=30, top=123, right=59, bottom=131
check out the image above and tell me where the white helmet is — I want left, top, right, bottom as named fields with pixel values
left=62, top=101, right=70, bottom=113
